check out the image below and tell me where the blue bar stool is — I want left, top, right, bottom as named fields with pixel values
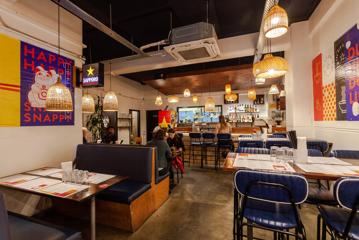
left=216, top=133, right=233, bottom=169
left=189, top=132, right=202, bottom=166
left=201, top=133, right=217, bottom=168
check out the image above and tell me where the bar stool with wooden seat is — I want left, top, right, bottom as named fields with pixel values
left=201, top=133, right=217, bottom=168
left=189, top=132, right=202, bottom=166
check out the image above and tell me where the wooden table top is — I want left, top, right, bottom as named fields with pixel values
left=0, top=169, right=127, bottom=202
left=223, top=153, right=359, bottom=181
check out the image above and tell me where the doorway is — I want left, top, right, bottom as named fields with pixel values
left=146, top=110, right=159, bottom=142
left=129, top=109, right=141, bottom=140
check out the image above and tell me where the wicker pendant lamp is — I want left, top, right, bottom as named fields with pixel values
left=225, top=93, right=238, bottom=102
left=205, top=97, right=216, bottom=112
left=155, top=95, right=163, bottom=106
left=82, top=94, right=95, bottom=113
left=225, top=84, right=232, bottom=94
left=45, top=2, right=73, bottom=112
left=253, top=53, right=288, bottom=79
left=264, top=4, right=288, bottom=39
left=192, top=95, right=199, bottom=103
left=269, top=84, right=280, bottom=95
left=103, top=62, right=119, bottom=111
left=248, top=88, right=257, bottom=101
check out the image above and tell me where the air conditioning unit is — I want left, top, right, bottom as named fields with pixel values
left=164, top=22, right=220, bottom=64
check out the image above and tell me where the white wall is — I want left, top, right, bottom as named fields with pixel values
left=308, top=0, right=359, bottom=149
left=0, top=0, right=83, bottom=179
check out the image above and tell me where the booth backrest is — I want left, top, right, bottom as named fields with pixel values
left=75, top=144, right=153, bottom=184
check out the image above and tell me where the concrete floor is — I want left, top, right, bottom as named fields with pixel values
left=42, top=167, right=322, bottom=239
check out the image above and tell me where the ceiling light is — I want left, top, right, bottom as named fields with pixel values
left=225, top=93, right=238, bottom=102
left=264, top=4, right=288, bottom=39
left=82, top=94, right=95, bottom=113
left=253, top=54, right=288, bottom=79
left=192, top=95, right=199, bottom=103
left=255, top=78, right=266, bottom=85
left=225, top=84, right=232, bottom=94
left=269, top=84, right=280, bottom=95
left=168, top=96, right=179, bottom=103
left=248, top=88, right=257, bottom=101
left=183, top=88, right=191, bottom=97
left=205, top=97, right=216, bottom=112
left=155, top=95, right=163, bottom=106
left=103, top=91, right=119, bottom=111
left=46, top=76, right=73, bottom=112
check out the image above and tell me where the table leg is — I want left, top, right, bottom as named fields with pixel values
left=91, top=196, right=96, bottom=240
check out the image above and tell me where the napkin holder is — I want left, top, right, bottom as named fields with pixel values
left=294, top=137, right=308, bottom=163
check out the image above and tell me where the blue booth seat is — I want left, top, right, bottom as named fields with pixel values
left=308, top=149, right=323, bottom=157
left=236, top=147, right=270, bottom=155
left=271, top=132, right=288, bottom=138
left=265, top=140, right=293, bottom=149
left=333, top=150, right=359, bottom=159
left=307, top=140, right=329, bottom=155
left=0, top=193, right=82, bottom=240
left=239, top=140, right=264, bottom=148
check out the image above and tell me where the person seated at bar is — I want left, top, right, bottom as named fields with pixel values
left=147, top=127, right=173, bottom=178
left=216, top=115, right=232, bottom=133
left=102, top=126, right=117, bottom=144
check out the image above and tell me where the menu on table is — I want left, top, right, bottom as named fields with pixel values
left=0, top=174, right=38, bottom=185
left=15, top=177, right=62, bottom=190
left=240, top=154, right=271, bottom=161
left=87, top=173, right=115, bottom=184
left=27, top=168, right=62, bottom=176
left=296, top=163, right=359, bottom=175
left=233, top=159, right=295, bottom=172
left=307, top=157, right=351, bottom=165
left=39, top=183, right=89, bottom=198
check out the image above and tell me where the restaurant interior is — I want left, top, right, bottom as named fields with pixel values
left=1, top=0, right=359, bottom=239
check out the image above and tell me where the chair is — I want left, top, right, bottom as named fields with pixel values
left=239, top=140, right=264, bottom=148
left=266, top=140, right=293, bottom=149
left=333, top=150, right=359, bottom=159
left=201, top=133, right=217, bottom=168
left=189, top=132, right=202, bottom=166
left=307, top=140, right=329, bottom=156
left=216, top=133, right=233, bottom=169
left=317, top=177, right=359, bottom=239
left=0, top=193, right=82, bottom=240
left=236, top=147, right=270, bottom=155
left=234, top=170, right=308, bottom=240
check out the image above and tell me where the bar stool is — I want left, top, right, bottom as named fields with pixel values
left=201, top=133, right=217, bottom=168
left=216, top=133, right=233, bottom=169
left=189, top=132, right=202, bottom=166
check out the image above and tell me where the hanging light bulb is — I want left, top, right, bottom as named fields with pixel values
left=192, top=95, right=199, bottom=103
left=255, top=78, right=266, bottom=85
left=183, top=89, right=191, bottom=97
left=225, top=84, right=232, bottom=94
left=248, top=88, right=257, bottom=101
left=253, top=54, right=288, bottom=79
left=205, top=97, right=216, bottom=112
left=82, top=94, right=95, bottom=113
left=264, top=4, right=288, bottom=39
left=168, top=96, right=179, bottom=103
left=46, top=76, right=73, bottom=111
left=269, top=84, right=280, bottom=95
left=45, top=3, right=73, bottom=112
left=103, top=62, right=119, bottom=111
left=155, top=95, right=163, bottom=106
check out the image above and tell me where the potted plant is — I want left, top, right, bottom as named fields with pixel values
left=86, top=96, right=104, bottom=142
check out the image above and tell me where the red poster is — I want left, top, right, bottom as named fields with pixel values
left=158, top=110, right=171, bottom=128
left=312, top=54, right=324, bottom=121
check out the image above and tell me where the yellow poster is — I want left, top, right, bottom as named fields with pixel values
left=0, top=33, right=20, bottom=126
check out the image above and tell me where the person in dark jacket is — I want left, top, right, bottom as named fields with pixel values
left=167, top=129, right=185, bottom=152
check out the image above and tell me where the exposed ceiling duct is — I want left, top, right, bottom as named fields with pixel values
left=51, top=0, right=146, bottom=57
